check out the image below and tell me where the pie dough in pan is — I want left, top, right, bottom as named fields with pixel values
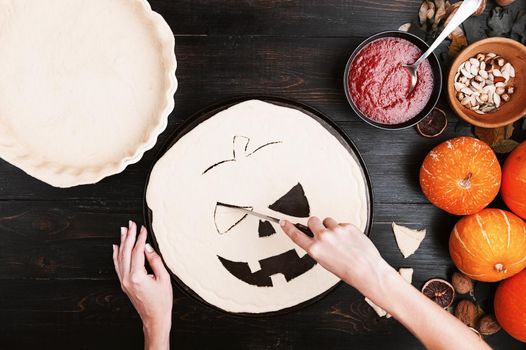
left=146, top=99, right=372, bottom=314
left=0, top=0, right=177, bottom=187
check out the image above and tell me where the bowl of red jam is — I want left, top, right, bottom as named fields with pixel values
left=344, top=31, right=442, bottom=130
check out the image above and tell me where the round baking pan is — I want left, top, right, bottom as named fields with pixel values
left=143, top=96, right=374, bottom=317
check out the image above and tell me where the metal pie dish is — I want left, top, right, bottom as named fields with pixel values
left=343, top=30, right=443, bottom=130
left=143, top=96, right=374, bottom=317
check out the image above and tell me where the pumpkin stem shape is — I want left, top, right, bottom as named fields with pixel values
left=459, top=172, right=473, bottom=189
left=232, top=136, right=250, bottom=159
left=495, top=263, right=507, bottom=273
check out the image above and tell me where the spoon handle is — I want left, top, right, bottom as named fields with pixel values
left=414, top=0, right=481, bottom=67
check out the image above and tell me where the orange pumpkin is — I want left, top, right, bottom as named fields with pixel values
left=420, top=137, right=501, bottom=215
left=502, top=141, right=526, bottom=220
left=495, top=268, right=526, bottom=342
left=449, top=208, right=526, bottom=282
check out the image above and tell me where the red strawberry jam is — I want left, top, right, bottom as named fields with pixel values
left=348, top=37, right=434, bottom=125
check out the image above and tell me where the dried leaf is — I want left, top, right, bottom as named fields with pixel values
left=511, top=12, right=526, bottom=44
left=399, top=23, right=412, bottom=32
left=444, top=1, right=462, bottom=27
left=487, top=7, right=514, bottom=37
left=505, top=123, right=515, bottom=139
left=419, top=1, right=430, bottom=25
left=475, top=126, right=506, bottom=146
left=462, top=15, right=488, bottom=43
left=434, top=0, right=447, bottom=27
left=492, top=139, right=519, bottom=154
left=448, top=27, right=468, bottom=57
left=426, top=1, right=436, bottom=22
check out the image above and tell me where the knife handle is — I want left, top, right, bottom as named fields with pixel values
left=294, top=223, right=314, bottom=238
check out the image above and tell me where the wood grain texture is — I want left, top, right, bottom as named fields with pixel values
left=148, top=0, right=423, bottom=37
left=0, top=202, right=454, bottom=280
left=0, top=0, right=523, bottom=348
left=0, top=36, right=469, bottom=202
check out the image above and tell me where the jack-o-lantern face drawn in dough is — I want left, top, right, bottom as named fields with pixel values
left=147, top=100, right=369, bottom=314
left=206, top=136, right=317, bottom=287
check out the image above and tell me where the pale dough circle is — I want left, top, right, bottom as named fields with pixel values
left=147, top=100, right=370, bottom=314
left=0, top=0, right=177, bottom=187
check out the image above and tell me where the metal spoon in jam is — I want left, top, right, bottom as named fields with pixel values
left=403, top=0, right=481, bottom=94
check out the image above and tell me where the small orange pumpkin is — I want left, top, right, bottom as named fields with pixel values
left=420, top=137, right=501, bottom=216
left=502, top=141, right=526, bottom=220
left=495, top=268, right=526, bottom=343
left=449, top=208, right=526, bottom=282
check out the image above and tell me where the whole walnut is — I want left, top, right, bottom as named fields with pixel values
left=455, top=300, right=478, bottom=327
left=478, top=315, right=501, bottom=336
left=452, top=272, right=473, bottom=294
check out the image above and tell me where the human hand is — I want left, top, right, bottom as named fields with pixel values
left=282, top=218, right=491, bottom=350
left=280, top=217, right=396, bottom=300
left=113, top=221, right=172, bottom=350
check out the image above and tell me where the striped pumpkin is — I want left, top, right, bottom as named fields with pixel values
left=449, top=208, right=526, bottom=282
left=495, top=269, right=526, bottom=342
left=502, top=141, right=526, bottom=220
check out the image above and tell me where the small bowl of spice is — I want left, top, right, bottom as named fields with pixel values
left=344, top=31, right=442, bottom=130
left=448, top=37, right=526, bottom=128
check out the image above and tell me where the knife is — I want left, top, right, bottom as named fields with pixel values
left=217, top=202, right=314, bottom=238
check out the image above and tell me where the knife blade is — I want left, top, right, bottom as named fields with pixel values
left=217, top=202, right=314, bottom=238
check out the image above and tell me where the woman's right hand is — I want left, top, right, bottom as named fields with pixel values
left=280, top=217, right=397, bottom=300
left=281, top=217, right=491, bottom=350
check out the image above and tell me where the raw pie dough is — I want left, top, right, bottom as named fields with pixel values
left=0, top=0, right=177, bottom=187
left=147, top=100, right=370, bottom=313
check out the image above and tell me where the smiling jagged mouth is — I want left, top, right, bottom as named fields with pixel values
left=217, top=249, right=317, bottom=287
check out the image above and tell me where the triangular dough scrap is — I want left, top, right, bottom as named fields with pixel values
left=398, top=268, right=414, bottom=284
left=392, top=222, right=426, bottom=258
left=365, top=297, right=387, bottom=317
left=214, top=204, right=251, bottom=234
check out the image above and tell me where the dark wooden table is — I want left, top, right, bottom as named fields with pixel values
left=0, top=1, right=523, bottom=349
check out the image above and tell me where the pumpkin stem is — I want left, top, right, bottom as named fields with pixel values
left=495, top=263, right=507, bottom=273
left=232, top=136, right=250, bottom=159
left=459, top=172, right=473, bottom=189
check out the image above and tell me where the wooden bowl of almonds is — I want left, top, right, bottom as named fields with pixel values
left=448, top=37, right=526, bottom=128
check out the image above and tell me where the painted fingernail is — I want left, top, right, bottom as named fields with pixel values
left=112, top=244, right=117, bottom=252
left=145, top=243, right=154, bottom=253
left=140, top=225, right=147, bottom=234
left=120, top=227, right=127, bottom=235
left=279, top=220, right=286, bottom=227
left=129, top=220, right=134, bottom=228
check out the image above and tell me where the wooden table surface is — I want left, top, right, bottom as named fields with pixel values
left=0, top=1, right=523, bottom=349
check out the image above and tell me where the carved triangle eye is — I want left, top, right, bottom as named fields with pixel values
left=258, top=220, right=276, bottom=237
left=268, top=183, right=310, bottom=218
left=214, top=203, right=252, bottom=234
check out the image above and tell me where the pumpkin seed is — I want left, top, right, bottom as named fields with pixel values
left=494, top=93, right=501, bottom=108
left=461, top=68, right=473, bottom=79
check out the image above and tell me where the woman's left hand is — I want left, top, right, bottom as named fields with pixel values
left=113, top=221, right=173, bottom=350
